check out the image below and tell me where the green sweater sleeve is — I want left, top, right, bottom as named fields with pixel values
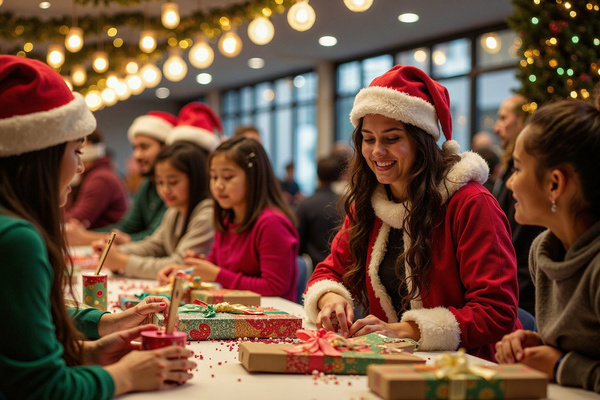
left=0, top=216, right=114, bottom=399
left=68, top=307, right=109, bottom=340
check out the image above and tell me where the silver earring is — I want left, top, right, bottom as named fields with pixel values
left=551, top=200, right=557, bottom=213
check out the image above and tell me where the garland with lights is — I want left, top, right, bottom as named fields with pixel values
left=508, top=0, right=600, bottom=110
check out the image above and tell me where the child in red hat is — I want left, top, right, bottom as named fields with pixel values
left=0, top=56, right=194, bottom=399
left=304, top=65, right=520, bottom=362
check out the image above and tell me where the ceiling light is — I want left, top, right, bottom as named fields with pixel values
left=398, top=13, right=419, bottom=23
left=46, top=44, right=64, bottom=68
left=101, top=88, right=117, bottom=106
left=106, top=73, right=119, bottom=89
left=287, top=0, right=316, bottom=32
left=189, top=35, right=214, bottom=69
left=318, top=36, right=337, bottom=47
left=343, top=0, right=373, bottom=12
left=196, top=73, right=212, bottom=85
left=248, top=57, right=265, bottom=69
left=293, top=75, right=305, bottom=88
left=218, top=31, right=243, bottom=58
left=115, top=79, right=132, bottom=101
left=139, top=30, right=157, bottom=53
left=85, top=90, right=103, bottom=111
left=38, top=2, right=51, bottom=9
left=125, top=59, right=139, bottom=75
left=65, top=27, right=84, bottom=52
left=156, top=87, right=170, bottom=99
left=161, top=1, right=180, bottom=29
left=92, top=51, right=109, bottom=73
left=126, top=74, right=144, bottom=95
left=163, top=48, right=188, bottom=82
left=71, top=65, right=87, bottom=86
left=140, top=63, right=162, bottom=88
left=248, top=16, right=275, bottom=45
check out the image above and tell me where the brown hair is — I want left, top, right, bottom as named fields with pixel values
left=0, top=143, right=83, bottom=366
left=342, top=119, right=460, bottom=314
left=208, top=137, right=296, bottom=233
left=521, top=96, right=600, bottom=221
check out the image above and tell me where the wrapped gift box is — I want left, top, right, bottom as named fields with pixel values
left=239, top=333, right=424, bottom=375
left=367, top=363, right=548, bottom=400
left=118, top=294, right=142, bottom=310
left=152, top=306, right=302, bottom=340
left=190, top=289, right=261, bottom=306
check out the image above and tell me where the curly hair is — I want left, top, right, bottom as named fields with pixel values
left=342, top=119, right=460, bottom=314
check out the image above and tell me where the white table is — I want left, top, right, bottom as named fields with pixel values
left=71, top=275, right=600, bottom=400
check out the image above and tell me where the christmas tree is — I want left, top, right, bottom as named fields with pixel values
left=508, top=0, right=600, bottom=111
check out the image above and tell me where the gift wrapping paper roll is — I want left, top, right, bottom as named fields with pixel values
left=82, top=272, right=107, bottom=311
left=141, top=331, right=187, bottom=350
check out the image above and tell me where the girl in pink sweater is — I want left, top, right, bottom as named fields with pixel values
left=158, top=137, right=299, bottom=301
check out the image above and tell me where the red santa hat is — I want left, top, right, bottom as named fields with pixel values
left=0, top=55, right=96, bottom=157
left=350, top=65, right=459, bottom=154
left=168, top=102, right=223, bottom=152
left=127, top=111, right=177, bottom=144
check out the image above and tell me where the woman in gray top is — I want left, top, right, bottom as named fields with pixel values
left=494, top=96, right=600, bottom=393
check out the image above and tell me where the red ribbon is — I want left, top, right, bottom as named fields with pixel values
left=284, top=329, right=368, bottom=357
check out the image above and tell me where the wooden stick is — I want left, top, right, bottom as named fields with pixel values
left=94, top=232, right=116, bottom=275
left=165, top=276, right=184, bottom=334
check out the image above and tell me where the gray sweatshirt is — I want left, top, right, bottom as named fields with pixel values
left=530, top=221, right=600, bottom=393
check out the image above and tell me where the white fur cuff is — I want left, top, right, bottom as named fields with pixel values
left=401, top=307, right=460, bottom=351
left=303, top=279, right=353, bottom=323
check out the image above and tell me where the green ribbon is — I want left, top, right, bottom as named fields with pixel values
left=134, top=292, right=171, bottom=301
left=176, top=303, right=288, bottom=317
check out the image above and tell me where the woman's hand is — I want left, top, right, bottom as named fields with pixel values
left=105, top=339, right=195, bottom=395
left=82, top=324, right=158, bottom=366
left=91, top=236, right=128, bottom=272
left=347, top=315, right=421, bottom=340
left=495, top=329, right=543, bottom=363
left=98, top=296, right=174, bottom=337
left=315, top=292, right=354, bottom=337
left=157, top=264, right=185, bottom=285
left=183, top=256, right=220, bottom=282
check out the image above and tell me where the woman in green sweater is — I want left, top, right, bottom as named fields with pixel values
left=0, top=56, right=194, bottom=399
left=494, top=97, right=600, bottom=393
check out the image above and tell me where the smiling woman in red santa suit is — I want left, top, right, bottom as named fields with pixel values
left=0, top=55, right=194, bottom=399
left=303, top=65, right=520, bottom=362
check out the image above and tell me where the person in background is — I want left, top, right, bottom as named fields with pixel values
left=474, top=147, right=500, bottom=193
left=0, top=55, right=193, bottom=399
left=66, top=111, right=174, bottom=245
left=167, top=101, right=224, bottom=157
left=64, top=129, right=128, bottom=229
left=330, top=141, right=353, bottom=196
left=157, top=137, right=299, bottom=302
left=493, top=94, right=545, bottom=317
left=92, top=141, right=214, bottom=280
left=280, top=161, right=305, bottom=207
left=233, top=124, right=262, bottom=143
left=303, top=65, right=519, bottom=362
left=471, top=130, right=498, bottom=152
left=296, top=156, right=345, bottom=268
left=494, top=97, right=600, bottom=393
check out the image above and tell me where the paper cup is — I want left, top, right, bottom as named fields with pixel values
left=141, top=331, right=187, bottom=350
left=82, top=272, right=108, bottom=311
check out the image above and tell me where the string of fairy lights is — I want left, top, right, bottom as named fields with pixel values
left=0, top=0, right=375, bottom=110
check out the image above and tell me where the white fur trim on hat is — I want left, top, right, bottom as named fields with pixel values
left=303, top=279, right=353, bottom=324
left=350, top=86, right=440, bottom=140
left=80, top=142, right=106, bottom=162
left=127, top=114, right=173, bottom=144
left=167, top=125, right=221, bottom=152
left=401, top=307, right=461, bottom=351
left=0, top=92, right=96, bottom=157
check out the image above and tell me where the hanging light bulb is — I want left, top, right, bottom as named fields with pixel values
left=101, top=88, right=118, bottom=106
left=139, top=30, right=157, bottom=53
left=85, top=90, right=103, bottom=111
left=343, top=0, right=373, bottom=12
left=106, top=73, right=119, bottom=89
left=248, top=16, right=275, bottom=45
left=189, top=34, right=214, bottom=69
left=92, top=51, right=109, bottom=73
left=161, top=1, right=180, bottom=29
left=46, top=44, right=65, bottom=68
left=125, top=59, right=139, bottom=75
left=287, top=0, right=316, bottom=32
left=218, top=30, right=243, bottom=58
left=115, top=79, right=132, bottom=101
left=65, top=26, right=84, bottom=52
left=71, top=65, right=87, bottom=86
left=163, top=48, right=188, bottom=82
left=140, top=63, right=162, bottom=88
left=126, top=74, right=145, bottom=95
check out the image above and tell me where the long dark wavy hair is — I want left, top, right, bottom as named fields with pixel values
left=521, top=96, right=600, bottom=223
left=209, top=137, right=296, bottom=233
left=342, top=119, right=460, bottom=313
left=154, top=141, right=210, bottom=247
left=0, top=143, right=84, bottom=366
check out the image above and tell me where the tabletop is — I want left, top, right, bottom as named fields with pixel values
left=70, top=270, right=600, bottom=400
